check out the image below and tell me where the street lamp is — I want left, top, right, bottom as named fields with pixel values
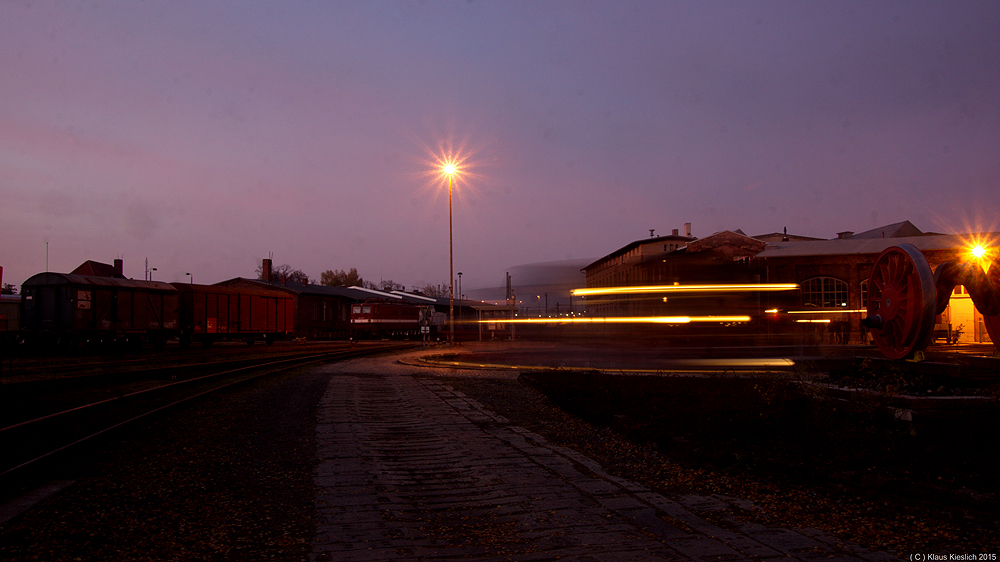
left=186, top=272, right=193, bottom=284
left=443, top=161, right=457, bottom=345
left=458, top=272, right=463, bottom=302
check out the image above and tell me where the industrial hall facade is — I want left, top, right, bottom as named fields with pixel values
left=581, top=221, right=998, bottom=345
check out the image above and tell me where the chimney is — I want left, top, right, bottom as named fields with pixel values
left=114, top=259, right=124, bottom=278
left=672, top=229, right=679, bottom=236
left=262, top=258, right=272, bottom=282
left=684, top=223, right=692, bottom=237
left=0, top=265, right=3, bottom=288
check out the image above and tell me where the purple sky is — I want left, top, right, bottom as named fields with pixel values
left=2, top=1, right=999, bottom=292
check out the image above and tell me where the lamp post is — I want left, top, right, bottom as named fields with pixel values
left=443, top=162, right=457, bottom=345
left=458, top=272, right=463, bottom=301
left=186, top=272, right=193, bottom=284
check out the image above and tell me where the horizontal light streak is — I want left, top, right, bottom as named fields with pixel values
left=571, top=284, right=799, bottom=296
left=479, top=315, right=751, bottom=325
left=672, top=358, right=797, bottom=368
left=795, top=319, right=832, bottom=323
left=786, top=309, right=866, bottom=314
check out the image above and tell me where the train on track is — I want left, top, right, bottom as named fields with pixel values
left=349, top=299, right=444, bottom=340
left=0, top=259, right=459, bottom=349
left=16, top=272, right=295, bottom=347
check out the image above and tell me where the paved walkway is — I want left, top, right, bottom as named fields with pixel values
left=311, top=355, right=899, bottom=561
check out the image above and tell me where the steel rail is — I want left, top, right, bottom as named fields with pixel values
left=0, top=343, right=415, bottom=478
left=0, top=350, right=356, bottom=434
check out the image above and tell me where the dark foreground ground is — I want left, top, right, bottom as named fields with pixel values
left=0, top=366, right=325, bottom=561
left=1, top=345, right=997, bottom=559
left=441, top=369, right=1000, bottom=556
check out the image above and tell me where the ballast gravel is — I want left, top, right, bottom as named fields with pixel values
left=0, top=367, right=326, bottom=561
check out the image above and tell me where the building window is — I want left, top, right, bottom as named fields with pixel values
left=801, top=277, right=848, bottom=308
left=860, top=279, right=868, bottom=309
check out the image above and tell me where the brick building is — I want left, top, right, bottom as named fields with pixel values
left=582, top=221, right=998, bottom=344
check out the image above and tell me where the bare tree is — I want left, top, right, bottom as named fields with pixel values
left=363, top=279, right=404, bottom=292
left=415, top=283, right=449, bottom=298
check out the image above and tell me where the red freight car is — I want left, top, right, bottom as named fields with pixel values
left=20, top=272, right=180, bottom=346
left=172, top=283, right=294, bottom=346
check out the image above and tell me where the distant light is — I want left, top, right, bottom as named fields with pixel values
left=442, top=162, right=457, bottom=176
left=971, top=244, right=987, bottom=259
left=571, top=283, right=799, bottom=297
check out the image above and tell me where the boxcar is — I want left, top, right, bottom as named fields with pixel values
left=172, top=283, right=294, bottom=346
left=0, top=294, right=21, bottom=343
left=20, top=272, right=179, bottom=346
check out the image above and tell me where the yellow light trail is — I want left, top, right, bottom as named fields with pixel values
left=479, top=315, right=751, bottom=325
left=786, top=309, right=867, bottom=314
left=571, top=284, right=799, bottom=297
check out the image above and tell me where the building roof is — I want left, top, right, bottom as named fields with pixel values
left=844, top=220, right=927, bottom=240
left=756, top=232, right=994, bottom=259
left=751, top=232, right=825, bottom=243
left=70, top=260, right=124, bottom=278
left=22, top=272, right=175, bottom=291
left=685, top=230, right=766, bottom=255
left=583, top=233, right=697, bottom=272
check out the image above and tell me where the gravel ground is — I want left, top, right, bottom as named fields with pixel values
left=436, top=373, right=1000, bottom=557
left=2, top=347, right=996, bottom=560
left=0, top=366, right=325, bottom=561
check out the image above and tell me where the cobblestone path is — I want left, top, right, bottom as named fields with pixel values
left=312, top=368, right=899, bottom=561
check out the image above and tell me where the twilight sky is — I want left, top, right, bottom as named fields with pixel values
left=2, top=1, right=999, bottom=292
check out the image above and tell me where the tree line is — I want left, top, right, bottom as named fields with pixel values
left=255, top=263, right=448, bottom=297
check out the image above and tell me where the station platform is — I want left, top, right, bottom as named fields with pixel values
left=310, top=350, right=900, bottom=561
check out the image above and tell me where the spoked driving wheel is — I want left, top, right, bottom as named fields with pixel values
left=865, top=243, right=937, bottom=359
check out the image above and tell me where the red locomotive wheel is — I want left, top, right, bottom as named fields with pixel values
left=983, top=263, right=1000, bottom=347
left=866, top=244, right=937, bottom=360
left=985, top=313, right=1000, bottom=348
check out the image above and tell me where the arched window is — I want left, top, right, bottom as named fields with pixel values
left=801, top=277, right=848, bottom=309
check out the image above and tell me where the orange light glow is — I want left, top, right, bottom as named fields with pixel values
left=571, top=284, right=799, bottom=297
left=417, top=135, right=481, bottom=196
left=956, top=231, right=998, bottom=274
left=966, top=241, right=994, bottom=274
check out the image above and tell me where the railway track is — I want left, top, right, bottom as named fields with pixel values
left=0, top=342, right=416, bottom=484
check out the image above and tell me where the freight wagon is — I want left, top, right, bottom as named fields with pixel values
left=173, top=283, right=294, bottom=346
left=20, top=273, right=179, bottom=346
left=0, top=294, right=21, bottom=345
